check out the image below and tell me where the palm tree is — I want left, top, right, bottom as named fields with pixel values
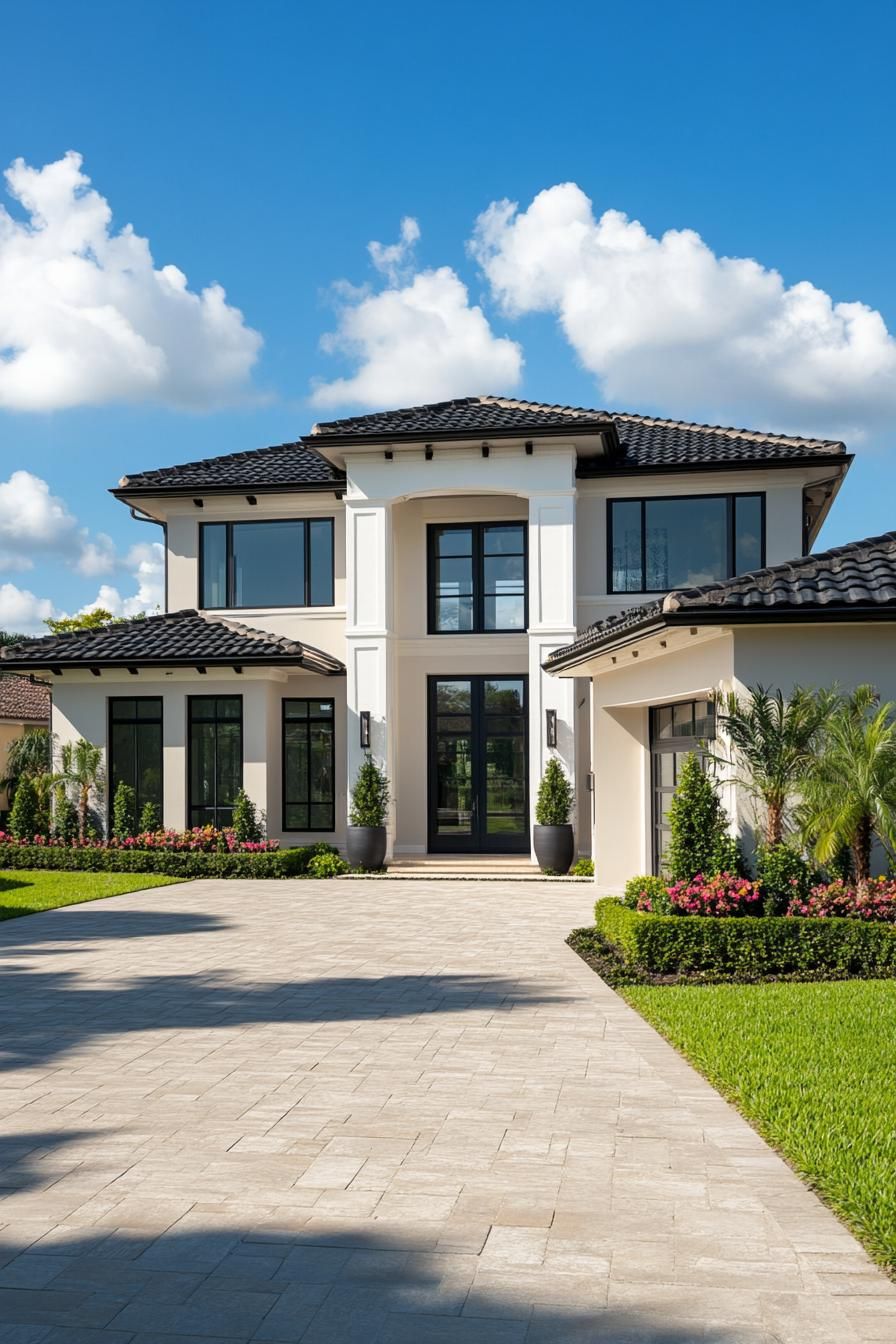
left=59, top=738, right=105, bottom=842
left=712, top=684, right=834, bottom=846
left=0, top=727, right=53, bottom=799
left=799, top=685, right=896, bottom=888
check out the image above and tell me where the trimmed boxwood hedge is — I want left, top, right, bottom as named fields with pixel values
left=594, top=897, right=896, bottom=978
left=0, top=843, right=326, bottom=880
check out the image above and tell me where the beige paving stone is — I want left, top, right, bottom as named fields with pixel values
left=0, top=875, right=893, bottom=1343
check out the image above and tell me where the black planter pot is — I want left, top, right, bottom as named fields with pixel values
left=533, top=824, right=575, bottom=875
left=346, top=825, right=387, bottom=871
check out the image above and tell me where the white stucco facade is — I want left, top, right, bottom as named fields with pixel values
left=13, top=401, right=855, bottom=867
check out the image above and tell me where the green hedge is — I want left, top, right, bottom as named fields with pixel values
left=0, top=843, right=326, bottom=880
left=594, top=898, right=896, bottom=977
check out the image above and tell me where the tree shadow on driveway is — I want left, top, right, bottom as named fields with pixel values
left=0, top=961, right=574, bottom=1074
left=0, top=1199, right=773, bottom=1343
left=0, top=906, right=228, bottom=953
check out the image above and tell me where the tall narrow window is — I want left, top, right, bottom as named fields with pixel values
left=109, top=698, right=162, bottom=828
left=429, top=522, right=527, bottom=633
left=188, top=696, right=242, bottom=827
left=282, top=699, right=335, bottom=831
left=200, top=519, right=334, bottom=609
left=650, top=699, right=716, bottom=875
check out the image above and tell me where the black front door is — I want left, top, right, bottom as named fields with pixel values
left=428, top=676, right=528, bottom=853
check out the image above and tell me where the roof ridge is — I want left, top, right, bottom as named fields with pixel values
left=311, top=396, right=481, bottom=434
left=203, top=611, right=302, bottom=655
left=0, top=608, right=196, bottom=653
left=477, top=395, right=609, bottom=419
left=610, top=409, right=844, bottom=451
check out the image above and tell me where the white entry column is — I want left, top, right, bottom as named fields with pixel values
left=528, top=490, right=578, bottom=851
left=345, top=498, right=395, bottom=856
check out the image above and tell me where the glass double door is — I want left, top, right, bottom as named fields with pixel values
left=428, top=676, right=528, bottom=853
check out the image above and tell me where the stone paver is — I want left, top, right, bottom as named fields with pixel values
left=0, top=877, right=893, bottom=1342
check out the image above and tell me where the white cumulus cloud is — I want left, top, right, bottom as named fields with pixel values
left=0, top=582, right=56, bottom=632
left=0, top=470, right=79, bottom=571
left=0, top=151, right=262, bottom=411
left=0, top=472, right=165, bottom=633
left=470, top=182, right=896, bottom=438
left=310, top=219, right=522, bottom=409
left=82, top=541, right=164, bottom=619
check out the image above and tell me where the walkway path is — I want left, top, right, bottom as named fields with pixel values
left=0, top=878, right=893, bottom=1342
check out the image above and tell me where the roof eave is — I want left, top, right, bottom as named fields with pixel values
left=0, top=655, right=345, bottom=676
left=110, top=479, right=345, bottom=501
left=544, top=599, right=895, bottom=672
left=306, top=419, right=615, bottom=450
left=576, top=451, right=854, bottom=479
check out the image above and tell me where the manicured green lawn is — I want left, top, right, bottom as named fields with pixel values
left=624, top=979, right=896, bottom=1271
left=0, top=869, right=182, bottom=921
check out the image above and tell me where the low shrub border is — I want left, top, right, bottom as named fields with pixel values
left=593, top=897, right=896, bottom=979
left=0, top=841, right=335, bottom=880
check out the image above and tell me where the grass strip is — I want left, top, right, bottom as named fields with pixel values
left=623, top=978, right=896, bottom=1273
left=0, top=869, right=182, bottom=921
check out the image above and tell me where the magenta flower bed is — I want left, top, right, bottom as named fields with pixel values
left=664, top=872, right=762, bottom=917
left=0, top=827, right=279, bottom=854
left=788, top=877, right=896, bottom=923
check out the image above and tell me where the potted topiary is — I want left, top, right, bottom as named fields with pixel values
left=347, top=754, right=390, bottom=870
left=533, top=758, right=575, bottom=874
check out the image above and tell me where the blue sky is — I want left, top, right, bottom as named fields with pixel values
left=1, top=0, right=895, bottom=628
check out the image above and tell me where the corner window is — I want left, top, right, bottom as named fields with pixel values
left=200, top=519, right=334, bottom=609
left=608, top=494, right=764, bottom=594
left=188, top=696, right=242, bottom=828
left=428, top=522, right=527, bottom=634
left=282, top=699, right=335, bottom=831
left=109, top=698, right=162, bottom=827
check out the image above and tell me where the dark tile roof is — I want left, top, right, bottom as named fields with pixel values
left=311, top=395, right=846, bottom=464
left=114, top=397, right=849, bottom=495
left=0, top=611, right=345, bottom=676
left=547, top=531, right=896, bottom=668
left=0, top=673, right=50, bottom=721
left=115, top=442, right=344, bottom=495
left=605, top=411, right=846, bottom=471
left=310, top=396, right=612, bottom=439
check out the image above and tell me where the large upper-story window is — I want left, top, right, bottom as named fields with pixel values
left=609, top=494, right=764, bottom=594
left=428, top=522, right=527, bottom=634
left=200, top=519, right=334, bottom=609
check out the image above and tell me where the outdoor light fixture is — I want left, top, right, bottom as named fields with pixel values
left=545, top=708, right=557, bottom=748
left=359, top=710, right=371, bottom=750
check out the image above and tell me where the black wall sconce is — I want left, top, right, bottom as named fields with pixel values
left=359, top=711, right=371, bottom=750
left=545, top=708, right=557, bottom=749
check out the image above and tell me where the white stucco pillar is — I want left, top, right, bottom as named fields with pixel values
left=528, top=490, right=577, bottom=853
left=345, top=498, right=395, bottom=855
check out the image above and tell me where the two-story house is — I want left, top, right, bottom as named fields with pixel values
left=7, top=393, right=889, bottom=885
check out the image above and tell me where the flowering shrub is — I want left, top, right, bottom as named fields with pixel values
left=667, top=872, right=762, bottom=917
left=788, top=878, right=896, bottom=923
left=0, top=826, right=279, bottom=854
left=623, top=874, right=672, bottom=914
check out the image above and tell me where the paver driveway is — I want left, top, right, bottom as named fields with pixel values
left=0, top=878, right=894, bottom=1343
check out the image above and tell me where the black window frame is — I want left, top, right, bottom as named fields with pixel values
left=199, top=517, right=335, bottom=610
left=107, top=696, right=163, bottom=832
left=281, top=697, right=336, bottom=833
left=607, top=492, right=765, bottom=595
left=187, top=694, right=243, bottom=829
left=426, top=521, right=528, bottom=635
left=650, top=698, right=716, bottom=875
